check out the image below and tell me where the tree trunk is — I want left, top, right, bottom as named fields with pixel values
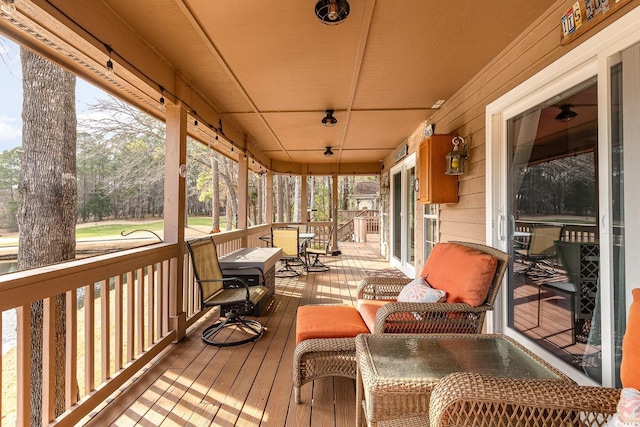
left=18, top=48, right=77, bottom=425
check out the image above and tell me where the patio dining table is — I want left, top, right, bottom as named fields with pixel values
left=259, top=232, right=315, bottom=246
left=355, top=333, right=571, bottom=426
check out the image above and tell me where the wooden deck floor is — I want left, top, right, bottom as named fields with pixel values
left=84, top=240, right=403, bottom=427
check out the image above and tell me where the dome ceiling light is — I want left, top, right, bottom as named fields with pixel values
left=315, top=0, right=350, bottom=25
left=555, top=104, right=578, bottom=122
left=322, top=109, right=337, bottom=127
left=323, top=146, right=334, bottom=157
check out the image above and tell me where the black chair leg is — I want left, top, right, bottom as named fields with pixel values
left=201, top=311, right=264, bottom=347
left=275, top=259, right=301, bottom=277
left=304, top=253, right=329, bottom=273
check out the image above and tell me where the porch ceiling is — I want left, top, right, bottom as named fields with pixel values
left=54, top=0, right=556, bottom=168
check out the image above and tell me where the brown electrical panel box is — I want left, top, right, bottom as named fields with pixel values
left=417, top=134, right=459, bottom=204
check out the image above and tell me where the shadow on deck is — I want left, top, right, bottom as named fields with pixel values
left=84, top=240, right=402, bottom=427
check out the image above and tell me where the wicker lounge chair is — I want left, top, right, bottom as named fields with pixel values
left=294, top=241, right=510, bottom=404
left=357, top=241, right=509, bottom=334
left=428, top=372, right=619, bottom=426
left=428, top=287, right=640, bottom=426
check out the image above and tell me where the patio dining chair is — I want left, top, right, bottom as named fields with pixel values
left=303, top=224, right=335, bottom=273
left=538, top=240, right=600, bottom=344
left=185, top=236, right=265, bottom=347
left=515, top=225, right=563, bottom=276
left=271, top=226, right=304, bottom=277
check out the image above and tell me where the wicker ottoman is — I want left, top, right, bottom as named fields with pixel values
left=293, top=305, right=370, bottom=403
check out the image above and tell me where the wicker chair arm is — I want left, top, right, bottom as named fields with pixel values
left=373, top=302, right=490, bottom=334
left=357, top=276, right=412, bottom=300
left=294, top=337, right=356, bottom=358
left=429, top=372, right=620, bottom=427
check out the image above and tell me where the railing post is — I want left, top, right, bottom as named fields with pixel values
left=266, top=171, right=274, bottom=224
left=164, top=103, right=187, bottom=341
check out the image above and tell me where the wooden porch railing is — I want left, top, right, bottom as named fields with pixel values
left=0, top=225, right=269, bottom=426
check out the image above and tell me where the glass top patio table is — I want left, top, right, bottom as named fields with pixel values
left=355, top=333, right=569, bottom=426
left=259, top=232, right=315, bottom=244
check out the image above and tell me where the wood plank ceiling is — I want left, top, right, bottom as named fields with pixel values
left=63, top=0, right=558, bottom=169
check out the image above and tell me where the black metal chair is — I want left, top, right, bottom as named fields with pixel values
left=515, top=225, right=563, bottom=276
left=538, top=240, right=600, bottom=344
left=185, top=236, right=266, bottom=347
left=303, top=224, right=335, bottom=273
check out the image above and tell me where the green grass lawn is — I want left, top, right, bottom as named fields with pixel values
left=74, top=217, right=221, bottom=238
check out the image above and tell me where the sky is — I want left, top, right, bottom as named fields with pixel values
left=0, top=34, right=110, bottom=153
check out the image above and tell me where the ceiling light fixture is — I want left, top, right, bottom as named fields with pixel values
left=555, top=104, right=577, bottom=122
left=322, top=109, right=337, bottom=127
left=323, top=146, right=334, bottom=157
left=315, top=0, right=349, bottom=25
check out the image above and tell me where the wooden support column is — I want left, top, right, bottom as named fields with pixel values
left=238, top=153, right=249, bottom=247
left=266, top=170, right=274, bottom=224
left=301, top=169, right=308, bottom=224
left=164, top=103, right=187, bottom=341
left=332, top=172, right=339, bottom=252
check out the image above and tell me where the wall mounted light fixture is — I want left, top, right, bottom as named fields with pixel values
left=445, top=136, right=469, bottom=175
left=322, top=109, right=337, bottom=127
left=323, top=146, right=334, bottom=157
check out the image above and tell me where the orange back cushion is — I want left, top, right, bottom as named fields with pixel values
left=621, top=288, right=640, bottom=389
left=420, top=243, right=498, bottom=307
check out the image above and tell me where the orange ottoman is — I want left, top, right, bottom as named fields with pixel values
left=293, top=305, right=370, bottom=403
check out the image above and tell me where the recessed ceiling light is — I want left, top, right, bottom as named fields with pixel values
left=431, top=100, right=446, bottom=109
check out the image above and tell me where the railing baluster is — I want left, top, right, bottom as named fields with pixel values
left=147, top=265, right=155, bottom=346
left=43, top=297, right=55, bottom=423
left=156, top=262, right=164, bottom=338
left=162, top=260, right=170, bottom=335
left=136, top=268, right=144, bottom=353
left=84, top=284, right=95, bottom=394
left=100, top=279, right=110, bottom=383
left=66, top=290, right=78, bottom=408
left=115, top=274, right=123, bottom=372
left=126, top=271, right=135, bottom=363
left=16, top=305, right=31, bottom=425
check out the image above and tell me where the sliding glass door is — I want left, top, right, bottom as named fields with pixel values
left=390, top=154, right=416, bottom=277
left=487, top=21, right=640, bottom=387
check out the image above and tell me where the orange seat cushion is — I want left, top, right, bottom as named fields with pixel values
left=621, top=288, right=640, bottom=389
left=296, top=305, right=369, bottom=345
left=357, top=300, right=394, bottom=332
left=420, top=243, right=498, bottom=307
